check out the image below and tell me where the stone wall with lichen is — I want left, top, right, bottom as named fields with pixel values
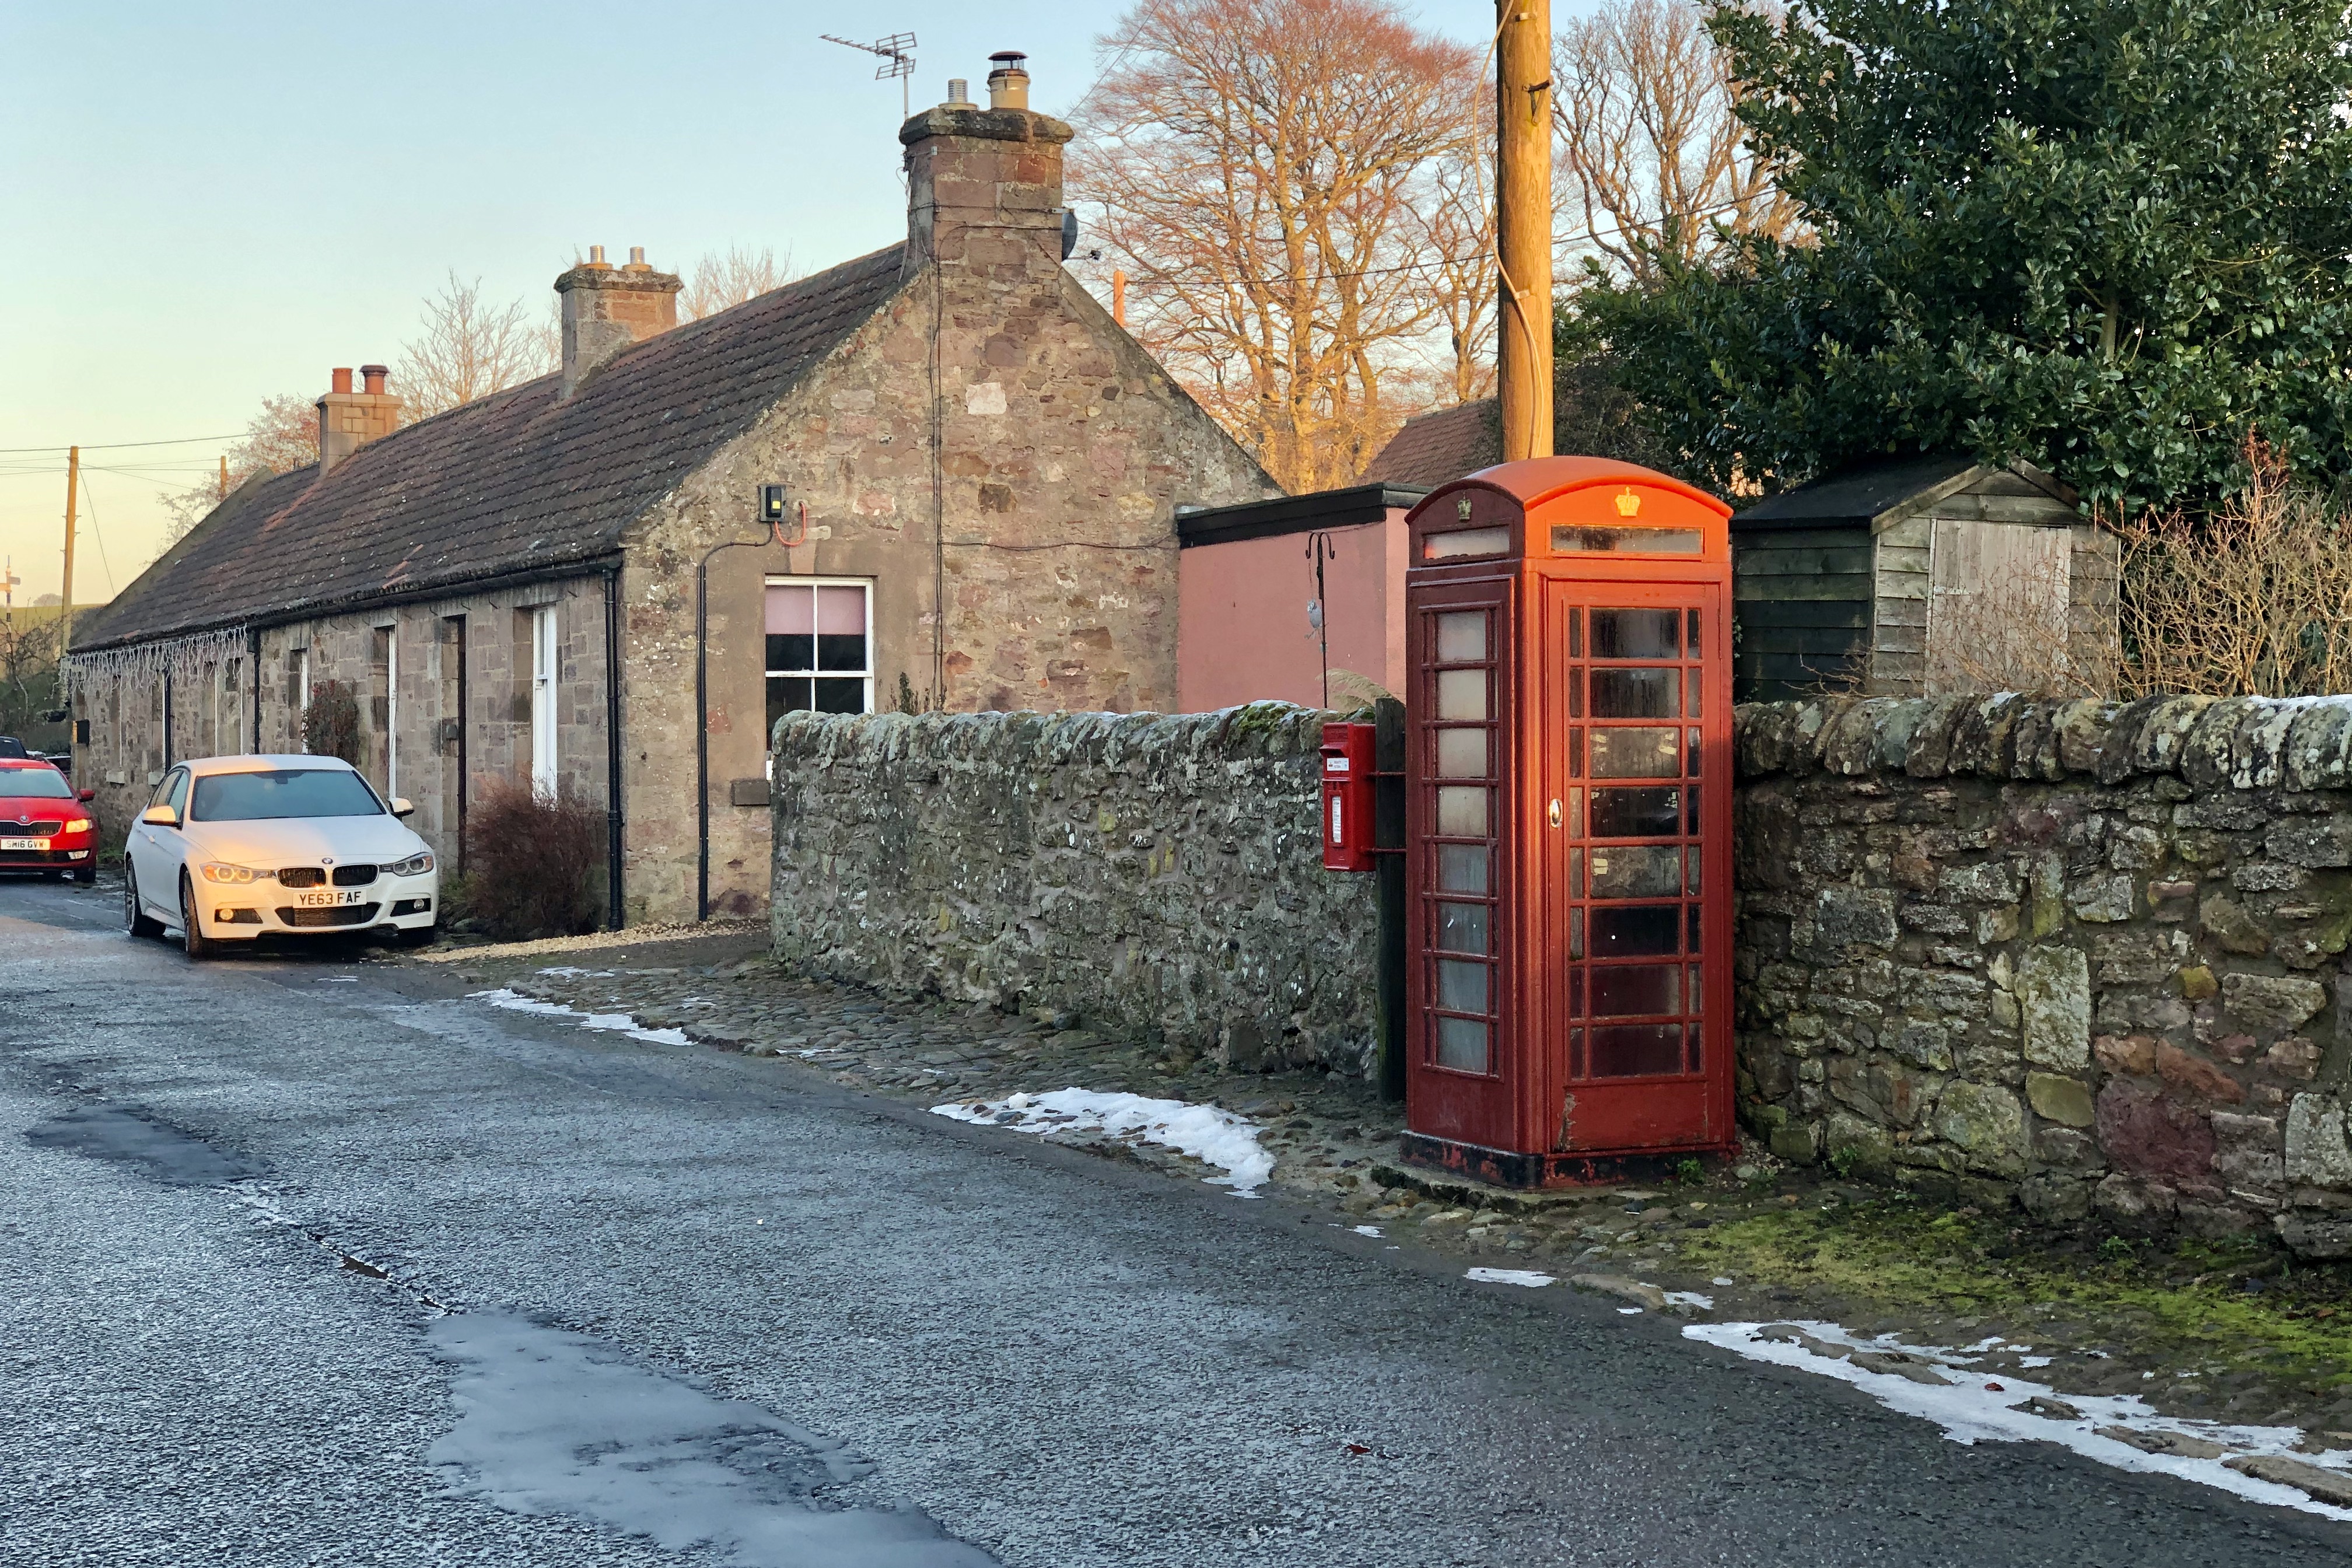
left=769, top=704, right=1377, bottom=1073
left=1736, top=694, right=2352, bottom=1258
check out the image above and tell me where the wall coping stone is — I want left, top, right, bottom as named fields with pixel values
left=1735, top=696, right=2352, bottom=794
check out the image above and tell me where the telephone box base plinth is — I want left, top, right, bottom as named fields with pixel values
left=1399, top=1130, right=1721, bottom=1189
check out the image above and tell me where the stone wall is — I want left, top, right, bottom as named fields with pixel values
left=1735, top=695, right=2352, bottom=1256
left=769, top=704, right=1378, bottom=1072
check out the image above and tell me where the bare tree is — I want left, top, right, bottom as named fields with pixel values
left=1553, top=0, right=1797, bottom=283
left=682, top=245, right=794, bottom=320
left=160, top=393, right=320, bottom=541
left=1072, top=0, right=1479, bottom=492
left=394, top=271, right=556, bottom=421
left=1413, top=95, right=1500, bottom=408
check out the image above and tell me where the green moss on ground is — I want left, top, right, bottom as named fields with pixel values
left=1678, top=1196, right=2352, bottom=1396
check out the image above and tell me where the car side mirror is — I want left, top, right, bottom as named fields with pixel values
left=139, top=804, right=179, bottom=828
left=389, top=797, right=415, bottom=818
left=77, top=789, right=94, bottom=803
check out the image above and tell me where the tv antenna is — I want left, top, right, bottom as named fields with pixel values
left=821, top=32, right=918, bottom=119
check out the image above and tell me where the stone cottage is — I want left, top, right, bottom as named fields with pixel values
left=62, top=54, right=1275, bottom=923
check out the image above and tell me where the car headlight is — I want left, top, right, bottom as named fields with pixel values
left=61, top=819, right=91, bottom=835
left=383, top=850, right=435, bottom=877
left=199, top=862, right=274, bottom=885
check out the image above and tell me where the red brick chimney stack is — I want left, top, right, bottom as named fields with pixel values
left=555, top=243, right=682, bottom=401
left=317, top=363, right=402, bottom=477
left=900, top=51, right=1072, bottom=284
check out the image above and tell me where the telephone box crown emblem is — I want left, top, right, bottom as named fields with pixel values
left=1615, top=487, right=1642, bottom=517
left=1456, top=494, right=1475, bottom=520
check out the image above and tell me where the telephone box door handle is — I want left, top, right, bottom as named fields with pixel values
left=1548, top=798, right=1562, bottom=828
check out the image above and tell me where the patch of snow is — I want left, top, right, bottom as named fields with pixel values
left=470, top=989, right=691, bottom=1046
left=1688, top=1320, right=2352, bottom=1521
left=1711, top=1276, right=1734, bottom=1286
left=1465, top=1268, right=1555, bottom=1288
left=536, top=965, right=617, bottom=978
left=321, top=976, right=357, bottom=983
left=1618, top=1306, right=1643, bottom=1315
left=1662, top=1291, right=1714, bottom=1311
left=2021, top=1356, right=2054, bottom=1368
left=1352, top=1224, right=1384, bottom=1238
left=932, top=1089, right=1274, bottom=1198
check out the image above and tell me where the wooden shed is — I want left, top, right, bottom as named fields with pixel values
left=1729, top=456, right=2115, bottom=702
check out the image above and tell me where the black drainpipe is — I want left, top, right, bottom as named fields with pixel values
left=603, top=564, right=625, bottom=929
left=695, top=515, right=786, bottom=921
left=162, top=666, right=173, bottom=769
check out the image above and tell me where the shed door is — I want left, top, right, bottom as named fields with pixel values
left=1924, top=520, right=2069, bottom=693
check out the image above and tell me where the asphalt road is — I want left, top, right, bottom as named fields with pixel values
left=1, top=874, right=2343, bottom=1567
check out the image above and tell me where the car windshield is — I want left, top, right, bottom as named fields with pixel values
left=190, top=769, right=384, bottom=822
left=0, top=768, right=69, bottom=799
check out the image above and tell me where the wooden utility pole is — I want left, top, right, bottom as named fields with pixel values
left=60, top=445, right=78, bottom=649
left=219, top=454, right=229, bottom=500
left=1112, top=269, right=1128, bottom=328
left=1496, top=0, right=1554, bottom=462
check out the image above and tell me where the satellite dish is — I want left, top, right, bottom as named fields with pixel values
left=1061, top=209, right=1078, bottom=261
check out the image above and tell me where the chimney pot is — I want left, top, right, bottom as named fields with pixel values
left=945, top=78, right=972, bottom=108
left=623, top=246, right=651, bottom=273
left=586, top=244, right=612, bottom=270
left=331, top=367, right=354, bottom=395
left=986, top=51, right=1030, bottom=111
left=360, top=364, right=388, bottom=394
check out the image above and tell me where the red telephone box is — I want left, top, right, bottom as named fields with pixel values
left=1401, top=456, right=1734, bottom=1186
left=1321, top=722, right=1377, bottom=872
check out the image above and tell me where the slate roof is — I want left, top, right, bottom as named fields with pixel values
left=72, top=244, right=908, bottom=653
left=1729, top=453, right=1980, bottom=530
left=1359, top=398, right=1499, bottom=489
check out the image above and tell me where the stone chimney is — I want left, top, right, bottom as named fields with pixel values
left=316, top=363, right=402, bottom=477
left=554, top=244, right=682, bottom=401
left=900, top=52, right=1072, bottom=284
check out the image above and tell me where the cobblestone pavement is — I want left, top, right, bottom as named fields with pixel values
left=432, top=930, right=2352, bottom=1458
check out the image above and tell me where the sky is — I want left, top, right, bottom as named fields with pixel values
left=0, top=1, right=1525, bottom=607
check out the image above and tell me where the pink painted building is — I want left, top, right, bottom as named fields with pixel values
left=1175, top=399, right=1502, bottom=712
left=1175, top=485, right=1426, bottom=712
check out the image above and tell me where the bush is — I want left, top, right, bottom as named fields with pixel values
left=459, top=776, right=606, bottom=940
left=303, top=680, right=362, bottom=764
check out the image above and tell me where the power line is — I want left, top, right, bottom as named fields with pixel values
left=0, top=433, right=243, bottom=455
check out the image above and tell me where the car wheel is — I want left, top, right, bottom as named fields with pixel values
left=179, top=873, right=216, bottom=961
left=73, top=864, right=95, bottom=886
left=124, top=862, right=162, bottom=937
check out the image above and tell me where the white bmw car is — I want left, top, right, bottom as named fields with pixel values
left=124, top=755, right=440, bottom=958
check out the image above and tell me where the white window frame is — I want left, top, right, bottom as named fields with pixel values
left=382, top=622, right=400, bottom=798
left=763, top=577, right=874, bottom=722
left=294, top=647, right=311, bottom=752
left=531, top=604, right=558, bottom=796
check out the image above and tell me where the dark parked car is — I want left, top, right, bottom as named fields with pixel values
left=0, top=736, right=27, bottom=759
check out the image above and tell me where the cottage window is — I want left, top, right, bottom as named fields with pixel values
left=765, top=580, right=873, bottom=730
left=530, top=606, right=558, bottom=795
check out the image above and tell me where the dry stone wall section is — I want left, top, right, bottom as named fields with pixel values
left=1736, top=695, right=2352, bottom=1257
left=769, top=705, right=1378, bottom=1073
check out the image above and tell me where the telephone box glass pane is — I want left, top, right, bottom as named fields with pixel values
left=1687, top=903, right=1703, bottom=953
left=1436, top=728, right=1488, bottom=778
left=1592, top=904, right=1681, bottom=956
left=1590, top=668, right=1679, bottom=718
left=1436, top=787, right=1489, bottom=836
left=1553, top=527, right=1703, bottom=554
left=1426, top=527, right=1510, bottom=559
left=1436, top=612, right=1487, bottom=663
left=1590, top=845, right=1682, bottom=899
left=1437, top=959, right=1488, bottom=1013
left=1436, top=902, right=1490, bottom=954
left=1590, top=727, right=1680, bottom=778
left=1591, top=786, right=1679, bottom=838
left=1436, top=1017, right=1490, bottom=1072
left=1590, top=608, right=1679, bottom=659
left=1686, top=669, right=1703, bottom=719
left=1436, top=669, right=1488, bottom=721
left=1588, top=1024, right=1684, bottom=1077
left=1591, top=964, right=1680, bottom=1017
left=1437, top=844, right=1489, bottom=893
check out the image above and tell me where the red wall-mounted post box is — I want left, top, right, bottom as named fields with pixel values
left=1321, top=722, right=1377, bottom=872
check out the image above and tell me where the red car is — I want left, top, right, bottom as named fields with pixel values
left=0, top=757, right=97, bottom=883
